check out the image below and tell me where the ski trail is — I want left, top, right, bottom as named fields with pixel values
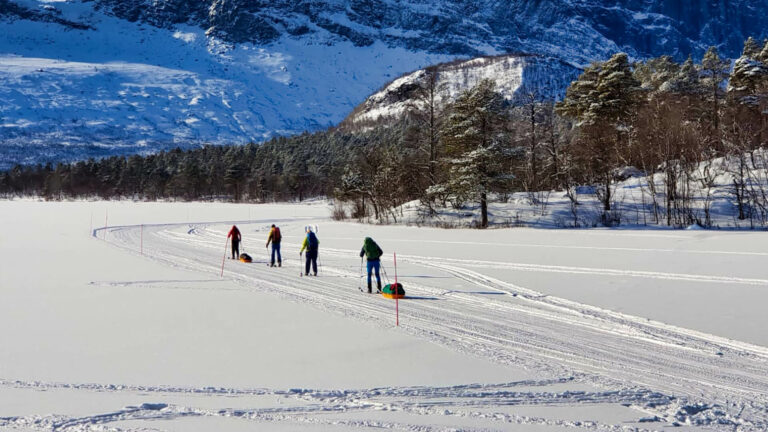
left=297, top=246, right=768, bottom=287
left=390, top=253, right=768, bottom=286
left=96, top=221, right=768, bottom=430
left=0, top=378, right=672, bottom=432
left=302, top=235, right=768, bottom=257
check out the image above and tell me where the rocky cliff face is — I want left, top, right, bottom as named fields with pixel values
left=344, top=54, right=580, bottom=126
left=93, top=0, right=768, bottom=64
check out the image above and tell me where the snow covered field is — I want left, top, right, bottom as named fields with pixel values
left=2, top=199, right=768, bottom=431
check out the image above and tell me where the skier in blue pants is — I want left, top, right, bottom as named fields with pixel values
left=360, top=237, right=383, bottom=293
left=266, top=224, right=282, bottom=267
left=299, top=228, right=319, bottom=276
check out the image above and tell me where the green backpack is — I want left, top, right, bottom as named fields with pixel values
left=382, top=283, right=405, bottom=296
left=363, top=237, right=382, bottom=260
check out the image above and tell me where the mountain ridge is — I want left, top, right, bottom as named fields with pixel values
left=92, top=0, right=768, bottom=65
left=2, top=0, right=767, bottom=169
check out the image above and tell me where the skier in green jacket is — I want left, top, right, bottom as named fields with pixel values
left=359, top=237, right=383, bottom=293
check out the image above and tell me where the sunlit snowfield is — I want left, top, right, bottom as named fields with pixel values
left=2, top=200, right=768, bottom=431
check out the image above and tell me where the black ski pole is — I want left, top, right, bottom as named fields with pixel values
left=359, top=257, right=364, bottom=291
left=381, top=262, right=391, bottom=284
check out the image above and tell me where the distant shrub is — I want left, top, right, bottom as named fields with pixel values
left=331, top=202, right=348, bottom=221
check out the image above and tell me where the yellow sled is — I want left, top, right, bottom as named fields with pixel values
left=381, top=283, right=405, bottom=299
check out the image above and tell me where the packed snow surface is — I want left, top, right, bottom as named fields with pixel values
left=2, top=200, right=768, bottom=430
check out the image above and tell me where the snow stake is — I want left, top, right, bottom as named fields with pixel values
left=395, top=252, right=399, bottom=326
left=381, top=253, right=404, bottom=324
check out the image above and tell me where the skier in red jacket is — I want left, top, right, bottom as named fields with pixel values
left=227, top=225, right=241, bottom=259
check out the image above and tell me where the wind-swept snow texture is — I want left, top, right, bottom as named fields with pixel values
left=4, top=200, right=767, bottom=430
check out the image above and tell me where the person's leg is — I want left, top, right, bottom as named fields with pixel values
left=374, top=261, right=381, bottom=292
left=366, top=260, right=373, bottom=292
left=312, top=254, right=318, bottom=275
left=305, top=254, right=311, bottom=275
left=270, top=245, right=276, bottom=266
left=276, top=243, right=282, bottom=266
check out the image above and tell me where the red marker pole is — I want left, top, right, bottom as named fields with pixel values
left=220, top=237, right=229, bottom=277
left=394, top=252, right=399, bottom=327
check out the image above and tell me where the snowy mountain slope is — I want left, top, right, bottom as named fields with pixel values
left=345, top=54, right=579, bottom=125
left=2, top=0, right=768, bottom=169
left=0, top=0, right=454, bottom=169
left=93, top=0, right=768, bottom=66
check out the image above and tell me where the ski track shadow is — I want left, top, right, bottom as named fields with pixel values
left=89, top=279, right=221, bottom=286
left=401, top=296, right=441, bottom=301
left=442, top=290, right=507, bottom=296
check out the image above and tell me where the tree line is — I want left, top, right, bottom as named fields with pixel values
left=2, top=37, right=768, bottom=228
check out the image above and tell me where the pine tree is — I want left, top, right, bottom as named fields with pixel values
left=555, top=63, right=600, bottom=123
left=700, top=46, right=730, bottom=152
left=729, top=55, right=768, bottom=99
left=661, top=56, right=700, bottom=95
left=224, top=152, right=248, bottom=202
left=441, top=79, right=510, bottom=228
left=759, top=40, right=768, bottom=63
left=743, top=37, right=761, bottom=59
left=595, top=53, right=642, bottom=123
left=556, top=53, right=641, bottom=214
left=727, top=38, right=768, bottom=153
left=634, top=55, right=680, bottom=92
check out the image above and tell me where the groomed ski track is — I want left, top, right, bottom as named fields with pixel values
left=87, top=219, right=768, bottom=430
